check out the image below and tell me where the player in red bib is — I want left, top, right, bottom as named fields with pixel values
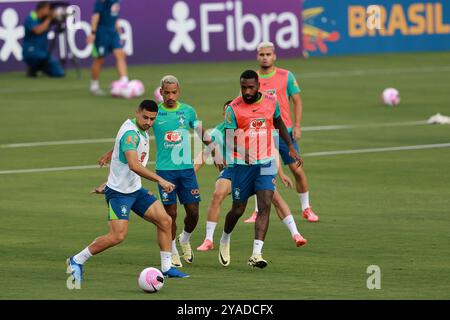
left=218, top=70, right=303, bottom=268
left=245, top=41, right=319, bottom=223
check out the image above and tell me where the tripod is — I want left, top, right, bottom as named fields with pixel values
left=48, top=20, right=81, bottom=78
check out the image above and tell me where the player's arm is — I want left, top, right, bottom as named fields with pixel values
left=292, top=93, right=303, bottom=140
left=274, top=147, right=293, bottom=188
left=273, top=102, right=303, bottom=167
left=115, top=19, right=121, bottom=34
left=191, top=111, right=224, bottom=170
left=91, top=181, right=107, bottom=194
left=124, top=150, right=174, bottom=193
left=87, top=13, right=100, bottom=44
left=98, top=148, right=113, bottom=167
left=287, top=71, right=303, bottom=140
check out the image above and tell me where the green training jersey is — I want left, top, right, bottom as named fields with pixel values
left=153, top=102, right=199, bottom=171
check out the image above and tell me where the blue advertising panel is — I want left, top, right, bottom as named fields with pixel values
left=302, top=0, right=450, bottom=56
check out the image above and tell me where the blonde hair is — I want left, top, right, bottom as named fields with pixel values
left=160, top=75, right=179, bottom=88
left=257, top=41, right=275, bottom=52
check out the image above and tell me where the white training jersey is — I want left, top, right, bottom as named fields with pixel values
left=107, top=119, right=150, bottom=194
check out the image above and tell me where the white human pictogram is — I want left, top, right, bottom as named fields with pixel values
left=166, top=1, right=196, bottom=54
left=0, top=8, right=25, bottom=61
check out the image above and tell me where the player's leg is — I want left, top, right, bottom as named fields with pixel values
left=288, top=163, right=319, bottom=222
left=247, top=161, right=278, bottom=268
left=176, top=169, right=202, bottom=263
left=90, top=31, right=108, bottom=95
left=111, top=31, right=128, bottom=83
left=197, top=176, right=231, bottom=251
left=219, top=200, right=247, bottom=266
left=113, top=48, right=128, bottom=82
left=90, top=57, right=105, bottom=95
left=156, top=169, right=181, bottom=267
left=247, top=189, right=273, bottom=268
left=138, top=195, right=188, bottom=278
left=219, top=164, right=254, bottom=266
left=163, top=203, right=182, bottom=267
left=67, top=190, right=133, bottom=282
left=244, top=196, right=258, bottom=223
left=272, top=190, right=307, bottom=247
left=279, top=131, right=319, bottom=222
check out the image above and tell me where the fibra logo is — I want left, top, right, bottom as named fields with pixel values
left=0, top=8, right=24, bottom=62
left=166, top=0, right=299, bottom=54
left=0, top=6, right=134, bottom=62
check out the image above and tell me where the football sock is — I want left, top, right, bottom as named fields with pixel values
left=205, top=221, right=217, bottom=241
left=252, top=240, right=264, bottom=255
left=90, top=80, right=99, bottom=91
left=160, top=251, right=172, bottom=273
left=73, top=247, right=92, bottom=265
left=171, top=240, right=179, bottom=255
left=119, top=76, right=129, bottom=83
left=299, top=191, right=310, bottom=211
left=282, top=215, right=300, bottom=237
left=179, top=230, right=191, bottom=244
left=220, top=231, right=231, bottom=244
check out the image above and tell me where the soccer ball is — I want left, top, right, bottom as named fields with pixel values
left=110, top=80, right=128, bottom=97
left=154, top=86, right=163, bottom=103
left=381, top=88, right=400, bottom=106
left=110, top=80, right=145, bottom=99
left=138, top=267, right=164, bottom=293
left=121, top=80, right=145, bottom=99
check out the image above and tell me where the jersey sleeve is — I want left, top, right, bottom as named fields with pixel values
left=189, top=108, right=199, bottom=129
left=120, top=130, right=140, bottom=153
left=24, top=14, right=39, bottom=33
left=274, top=101, right=281, bottom=119
left=224, top=106, right=238, bottom=129
left=287, top=71, right=301, bottom=97
left=93, top=0, right=103, bottom=13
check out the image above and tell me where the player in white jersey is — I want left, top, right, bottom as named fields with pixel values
left=67, top=100, right=189, bottom=286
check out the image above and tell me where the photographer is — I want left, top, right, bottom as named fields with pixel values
left=22, top=1, right=65, bottom=78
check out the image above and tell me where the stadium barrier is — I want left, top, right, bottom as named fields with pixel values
left=0, top=0, right=303, bottom=72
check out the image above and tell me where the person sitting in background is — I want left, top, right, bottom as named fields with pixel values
left=22, top=1, right=65, bottom=78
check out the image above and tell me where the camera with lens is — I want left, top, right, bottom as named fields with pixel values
left=50, top=1, right=72, bottom=23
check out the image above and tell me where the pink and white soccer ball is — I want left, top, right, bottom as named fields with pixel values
left=110, top=80, right=128, bottom=97
left=138, top=267, right=164, bottom=293
left=121, top=80, right=145, bottom=99
left=110, top=80, right=145, bottom=99
left=381, top=88, right=400, bottom=106
left=153, top=86, right=163, bottom=103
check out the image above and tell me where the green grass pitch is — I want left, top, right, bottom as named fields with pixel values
left=0, top=51, right=449, bottom=299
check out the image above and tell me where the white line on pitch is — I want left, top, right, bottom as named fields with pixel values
left=0, top=120, right=431, bottom=149
left=0, top=138, right=115, bottom=148
left=302, top=120, right=428, bottom=132
left=1, top=143, right=450, bottom=175
left=0, top=162, right=155, bottom=175
left=303, top=143, right=450, bottom=157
